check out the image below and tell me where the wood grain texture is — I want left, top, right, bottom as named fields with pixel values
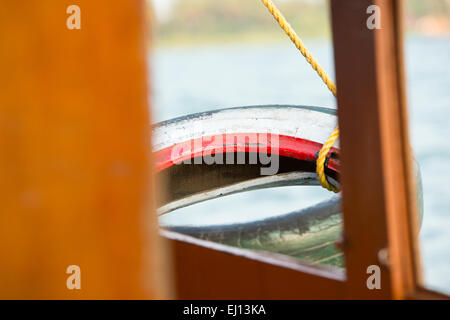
left=0, top=0, right=171, bottom=299
left=163, top=231, right=345, bottom=299
left=331, top=0, right=418, bottom=299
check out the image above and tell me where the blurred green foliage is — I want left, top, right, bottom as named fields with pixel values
left=407, top=0, right=449, bottom=16
left=152, top=0, right=450, bottom=46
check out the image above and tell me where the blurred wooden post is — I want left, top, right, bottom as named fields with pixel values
left=0, top=0, right=171, bottom=298
left=331, top=0, right=419, bottom=299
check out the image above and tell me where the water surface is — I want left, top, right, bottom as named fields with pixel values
left=152, top=37, right=450, bottom=293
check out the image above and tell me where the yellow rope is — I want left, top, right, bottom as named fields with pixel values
left=316, top=126, right=339, bottom=192
left=260, top=0, right=340, bottom=193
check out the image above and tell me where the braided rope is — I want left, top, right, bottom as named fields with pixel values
left=261, top=0, right=340, bottom=192
left=316, top=126, right=340, bottom=192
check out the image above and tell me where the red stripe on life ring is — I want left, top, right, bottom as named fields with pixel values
left=154, top=133, right=339, bottom=174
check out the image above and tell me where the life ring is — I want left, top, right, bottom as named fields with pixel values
left=153, top=105, right=423, bottom=267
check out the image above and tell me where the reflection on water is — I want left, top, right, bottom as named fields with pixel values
left=152, top=37, right=450, bottom=293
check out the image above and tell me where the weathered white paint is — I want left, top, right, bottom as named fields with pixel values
left=153, top=105, right=339, bottom=152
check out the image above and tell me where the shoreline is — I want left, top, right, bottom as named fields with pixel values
left=152, top=32, right=450, bottom=49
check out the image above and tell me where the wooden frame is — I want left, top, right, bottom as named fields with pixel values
left=1, top=0, right=448, bottom=300
left=331, top=0, right=434, bottom=300
left=162, top=0, right=449, bottom=299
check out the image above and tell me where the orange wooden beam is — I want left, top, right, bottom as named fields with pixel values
left=0, top=0, right=171, bottom=299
